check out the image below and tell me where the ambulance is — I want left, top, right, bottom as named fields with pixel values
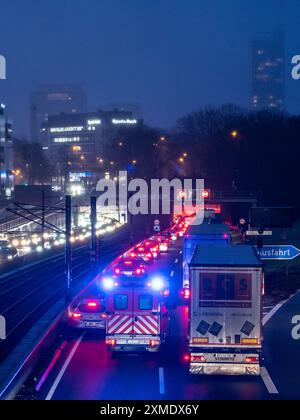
left=104, top=275, right=171, bottom=352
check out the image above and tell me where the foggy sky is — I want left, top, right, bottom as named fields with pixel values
left=0, top=0, right=300, bottom=137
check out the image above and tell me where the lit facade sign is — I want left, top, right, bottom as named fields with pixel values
left=112, top=119, right=138, bottom=125
left=50, top=126, right=84, bottom=133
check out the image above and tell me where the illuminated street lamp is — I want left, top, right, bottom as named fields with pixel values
left=183, top=152, right=188, bottom=158
left=179, top=157, right=185, bottom=164
left=230, top=130, right=239, bottom=139
left=132, top=160, right=137, bottom=165
left=110, top=161, right=115, bottom=166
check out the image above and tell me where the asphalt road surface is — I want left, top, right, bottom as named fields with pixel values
left=35, top=240, right=300, bottom=400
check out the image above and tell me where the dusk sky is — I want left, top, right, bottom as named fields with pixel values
left=0, top=0, right=300, bottom=136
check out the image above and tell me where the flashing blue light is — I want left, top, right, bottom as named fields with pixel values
left=103, top=278, right=115, bottom=290
left=150, top=277, right=164, bottom=291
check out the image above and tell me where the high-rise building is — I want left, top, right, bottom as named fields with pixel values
left=0, top=103, right=13, bottom=196
left=30, top=84, right=87, bottom=142
left=250, top=32, right=285, bottom=112
left=41, top=109, right=141, bottom=188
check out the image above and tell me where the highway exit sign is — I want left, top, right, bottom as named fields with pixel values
left=255, top=245, right=300, bottom=261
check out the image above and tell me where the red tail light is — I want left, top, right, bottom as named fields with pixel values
left=191, top=355, right=206, bottom=362
left=135, top=268, right=143, bottom=275
left=101, top=314, right=107, bottom=318
left=72, top=312, right=82, bottom=319
left=124, top=260, right=133, bottom=265
left=146, top=253, right=153, bottom=258
left=87, top=301, right=98, bottom=308
left=130, top=252, right=137, bottom=258
left=150, top=340, right=159, bottom=347
left=180, top=288, right=191, bottom=299
left=245, top=356, right=259, bottom=364
left=183, top=353, right=191, bottom=362
left=106, top=339, right=116, bottom=346
left=114, top=267, right=121, bottom=274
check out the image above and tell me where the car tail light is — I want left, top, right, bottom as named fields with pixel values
left=106, top=339, right=117, bottom=346
left=146, top=253, right=153, bottom=258
left=101, top=314, right=107, bottom=318
left=72, top=312, right=82, bottom=319
left=130, top=252, right=137, bottom=258
left=87, top=301, right=98, bottom=308
left=138, top=247, right=144, bottom=252
left=135, top=268, right=143, bottom=275
left=124, top=260, right=133, bottom=265
left=150, top=340, right=159, bottom=347
left=183, top=353, right=191, bottom=362
left=114, top=267, right=121, bottom=274
left=163, top=289, right=170, bottom=297
left=245, top=356, right=259, bottom=364
left=191, top=355, right=206, bottom=362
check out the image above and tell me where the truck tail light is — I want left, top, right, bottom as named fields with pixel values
left=180, top=288, right=191, bottom=299
left=150, top=340, right=159, bottom=347
left=106, top=339, right=117, bottom=346
left=191, top=355, right=206, bottom=363
left=245, top=356, right=259, bottom=364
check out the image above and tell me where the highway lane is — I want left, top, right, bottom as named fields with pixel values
left=39, top=241, right=276, bottom=400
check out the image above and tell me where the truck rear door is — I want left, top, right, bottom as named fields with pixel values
left=190, top=267, right=261, bottom=348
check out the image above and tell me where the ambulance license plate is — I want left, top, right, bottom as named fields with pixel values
left=128, top=339, right=141, bottom=345
left=214, top=354, right=235, bottom=362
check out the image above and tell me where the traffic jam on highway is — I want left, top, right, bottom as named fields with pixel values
left=11, top=206, right=287, bottom=402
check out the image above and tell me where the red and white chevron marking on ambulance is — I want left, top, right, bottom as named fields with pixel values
left=133, top=315, right=159, bottom=335
left=108, top=315, right=133, bottom=334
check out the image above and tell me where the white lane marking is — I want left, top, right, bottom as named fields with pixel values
left=179, top=250, right=183, bottom=255
left=45, top=333, right=85, bottom=400
left=175, top=259, right=179, bottom=264
left=261, top=367, right=279, bottom=394
left=159, top=367, right=165, bottom=395
left=170, top=271, right=174, bottom=277
left=263, top=300, right=286, bottom=326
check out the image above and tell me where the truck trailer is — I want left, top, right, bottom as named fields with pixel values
left=187, top=245, right=263, bottom=376
left=183, top=223, right=231, bottom=288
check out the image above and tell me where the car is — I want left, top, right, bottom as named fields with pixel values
left=130, top=245, right=154, bottom=264
left=153, top=235, right=170, bottom=252
left=69, top=296, right=107, bottom=330
left=141, top=239, right=160, bottom=258
left=112, top=257, right=147, bottom=279
left=0, top=240, right=18, bottom=263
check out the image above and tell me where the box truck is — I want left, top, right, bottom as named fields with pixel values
left=183, top=224, right=231, bottom=288
left=187, top=245, right=263, bottom=375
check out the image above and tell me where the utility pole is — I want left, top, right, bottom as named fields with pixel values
left=90, top=196, right=97, bottom=267
left=65, top=195, right=72, bottom=305
left=41, top=190, right=45, bottom=250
